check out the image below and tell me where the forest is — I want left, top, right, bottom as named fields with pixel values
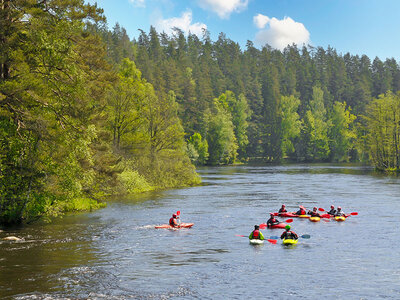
left=1, top=0, right=400, bottom=225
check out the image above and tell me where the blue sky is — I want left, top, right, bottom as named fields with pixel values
left=88, top=0, right=400, bottom=60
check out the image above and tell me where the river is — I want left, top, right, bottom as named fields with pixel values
left=1, top=164, right=400, bottom=299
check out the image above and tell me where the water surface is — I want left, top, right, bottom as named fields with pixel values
left=1, top=164, right=400, bottom=299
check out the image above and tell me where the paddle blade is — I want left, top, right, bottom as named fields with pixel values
left=235, top=234, right=246, bottom=237
left=318, top=208, right=325, bottom=211
left=285, top=219, right=293, bottom=223
left=267, top=239, right=277, bottom=244
left=269, top=236, right=279, bottom=240
left=259, top=223, right=267, bottom=229
left=351, top=212, right=358, bottom=215
left=176, top=211, right=180, bottom=216
left=301, top=234, right=311, bottom=239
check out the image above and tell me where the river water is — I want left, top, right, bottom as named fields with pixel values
left=1, top=164, right=400, bottom=299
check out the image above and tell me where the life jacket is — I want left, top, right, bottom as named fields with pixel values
left=282, top=230, right=297, bottom=240
left=169, top=217, right=177, bottom=226
left=252, top=230, right=260, bottom=239
left=328, top=209, right=336, bottom=215
left=267, top=217, right=277, bottom=225
left=279, top=208, right=287, bottom=213
left=296, top=209, right=306, bottom=215
left=335, top=211, right=344, bottom=216
left=310, top=211, right=319, bottom=217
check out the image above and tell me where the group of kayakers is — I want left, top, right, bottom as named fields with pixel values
left=250, top=204, right=347, bottom=241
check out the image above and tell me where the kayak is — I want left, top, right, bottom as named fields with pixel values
left=277, top=212, right=297, bottom=218
left=155, top=223, right=194, bottom=229
left=298, top=215, right=310, bottom=218
left=283, top=238, right=298, bottom=245
left=249, top=239, right=264, bottom=245
left=334, top=216, right=346, bottom=222
left=268, top=222, right=287, bottom=229
left=309, top=217, right=321, bottom=222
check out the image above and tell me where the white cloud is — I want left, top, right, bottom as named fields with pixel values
left=129, top=0, right=145, bottom=8
left=155, top=11, right=207, bottom=36
left=197, top=0, right=249, bottom=19
left=254, top=16, right=310, bottom=50
left=253, top=13, right=270, bottom=29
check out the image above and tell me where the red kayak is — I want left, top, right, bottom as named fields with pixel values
left=277, top=212, right=298, bottom=218
left=155, top=223, right=194, bottom=229
left=268, top=222, right=287, bottom=229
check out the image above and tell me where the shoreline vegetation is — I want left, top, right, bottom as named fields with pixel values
left=1, top=1, right=400, bottom=226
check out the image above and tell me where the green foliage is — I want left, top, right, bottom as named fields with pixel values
left=363, top=91, right=400, bottom=171
left=279, top=95, right=301, bottom=158
left=328, top=101, right=357, bottom=162
left=187, top=133, right=209, bottom=165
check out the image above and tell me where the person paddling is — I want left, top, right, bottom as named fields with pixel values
left=280, top=225, right=298, bottom=240
left=169, top=213, right=179, bottom=227
left=249, top=225, right=265, bottom=240
left=335, top=206, right=345, bottom=217
left=267, top=213, right=280, bottom=228
left=278, top=204, right=287, bottom=213
left=327, top=205, right=336, bottom=215
left=308, top=207, right=322, bottom=217
left=295, top=205, right=306, bottom=215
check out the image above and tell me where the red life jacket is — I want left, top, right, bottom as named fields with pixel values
left=252, top=230, right=260, bottom=239
left=169, top=217, right=176, bottom=226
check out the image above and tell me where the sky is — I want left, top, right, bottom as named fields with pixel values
left=87, top=0, right=400, bottom=60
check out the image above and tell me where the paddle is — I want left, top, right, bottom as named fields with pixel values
left=269, top=234, right=310, bottom=239
left=176, top=210, right=181, bottom=226
left=235, top=235, right=277, bottom=244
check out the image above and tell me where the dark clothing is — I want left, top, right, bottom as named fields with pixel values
left=295, top=209, right=306, bottom=215
left=278, top=208, right=287, bottom=213
left=267, top=217, right=280, bottom=227
left=308, top=210, right=321, bottom=217
left=328, top=209, right=336, bottom=215
left=281, top=230, right=298, bottom=240
left=335, top=210, right=344, bottom=216
left=169, top=217, right=178, bottom=227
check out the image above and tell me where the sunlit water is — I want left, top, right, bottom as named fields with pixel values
left=1, top=164, right=400, bottom=299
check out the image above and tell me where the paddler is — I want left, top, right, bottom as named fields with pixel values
left=327, top=205, right=336, bottom=215
left=278, top=204, right=287, bottom=213
left=335, top=206, right=345, bottom=217
left=169, top=213, right=179, bottom=227
left=295, top=205, right=306, bottom=215
left=249, top=225, right=265, bottom=240
left=308, top=207, right=322, bottom=218
left=267, top=213, right=280, bottom=228
left=280, top=225, right=298, bottom=240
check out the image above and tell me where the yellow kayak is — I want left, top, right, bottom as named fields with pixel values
left=283, top=238, right=298, bottom=245
left=335, top=216, right=346, bottom=222
left=309, top=217, right=321, bottom=222
left=298, top=215, right=310, bottom=218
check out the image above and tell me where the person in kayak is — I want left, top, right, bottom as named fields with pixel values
left=295, top=205, right=306, bottom=215
left=308, top=207, right=322, bottom=217
left=169, top=214, right=179, bottom=227
left=278, top=204, right=287, bottom=213
left=249, top=225, right=265, bottom=240
left=267, top=213, right=280, bottom=228
left=280, top=225, right=298, bottom=240
left=327, top=205, right=336, bottom=215
left=335, top=207, right=345, bottom=216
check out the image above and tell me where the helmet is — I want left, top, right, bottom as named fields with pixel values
left=338, top=206, right=342, bottom=210
left=285, top=225, right=291, bottom=230
left=313, top=207, right=317, bottom=210
left=282, top=204, right=286, bottom=207
left=331, top=205, right=334, bottom=208
left=255, top=225, right=260, bottom=229
left=173, top=214, right=177, bottom=218
left=270, top=213, right=274, bottom=216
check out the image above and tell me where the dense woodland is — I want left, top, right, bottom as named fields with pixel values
left=1, top=0, right=400, bottom=225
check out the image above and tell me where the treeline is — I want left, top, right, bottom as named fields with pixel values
left=0, top=1, right=199, bottom=225
left=102, top=25, right=400, bottom=168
